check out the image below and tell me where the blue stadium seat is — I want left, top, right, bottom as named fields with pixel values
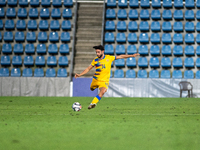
left=5, top=20, right=14, bottom=30
left=174, top=0, right=183, bottom=8
left=13, top=43, right=23, bottom=54
left=15, top=32, right=25, bottom=42
left=150, top=45, right=160, bottom=55
left=62, top=20, right=71, bottom=30
left=149, top=57, right=159, bottom=68
left=115, top=59, right=125, bottom=67
left=0, top=19, right=3, bottom=29
left=184, top=57, right=194, bottom=68
left=48, top=44, right=58, bottom=54
left=128, top=33, right=137, bottom=43
left=185, top=10, right=194, bottom=20
left=25, top=44, right=35, bottom=54
left=41, top=0, right=51, bottom=6
left=129, top=0, right=139, bottom=7
left=185, top=45, right=194, bottom=56
left=110, top=70, right=113, bottom=78
left=173, top=57, right=183, bottom=68
left=163, top=0, right=172, bottom=8
left=30, top=0, right=39, bottom=6
left=104, top=44, right=114, bottom=54
left=26, top=32, right=36, bottom=42
left=52, top=0, right=62, bottom=6
left=51, top=9, right=61, bottom=19
left=49, top=32, right=59, bottom=42
left=8, top=0, right=17, bottom=5
left=38, top=32, right=48, bottom=42
left=58, top=56, right=68, bottom=67
left=152, top=0, right=161, bottom=7
left=173, top=22, right=183, bottom=32
left=16, top=20, right=26, bottom=30
left=0, top=8, right=5, bottom=17
left=64, top=0, right=73, bottom=6
left=161, top=57, right=171, bottom=68
left=27, top=20, right=37, bottom=30
left=161, top=70, right=171, bottom=78
left=50, top=20, right=60, bottom=30
left=6, top=8, right=16, bottom=18
left=0, top=68, right=9, bottom=77
left=47, top=56, right=57, bottom=67
left=127, top=45, right=137, bottom=54
left=196, top=34, right=200, bottom=44
left=63, top=9, right=72, bottom=18
left=196, top=58, right=200, bottom=67
left=140, top=0, right=150, bottom=7
left=196, top=46, right=200, bottom=56
left=162, top=21, right=172, bottom=31
left=151, top=10, right=161, bottom=19
left=105, top=21, right=115, bottom=31
left=172, top=70, right=182, bottom=79
left=139, top=21, right=149, bottom=31
left=126, top=57, right=136, bottom=68
left=17, top=8, right=27, bottom=18
left=19, top=0, right=28, bottom=6
left=137, top=69, right=147, bottom=78
left=197, top=0, right=200, bottom=8
left=116, top=33, right=126, bottom=43
left=107, top=0, right=116, bottom=7
left=1, top=56, right=10, bottom=66
left=116, top=45, right=125, bottom=55
left=185, top=33, right=194, bottom=44
left=106, top=9, right=116, bottom=19
left=39, top=20, right=48, bottom=30
left=59, top=44, right=69, bottom=54
left=150, top=33, right=160, bottom=43
left=118, top=0, right=127, bottom=7
left=35, top=56, right=45, bottom=66
left=138, top=57, right=148, bottom=67
left=174, top=10, right=183, bottom=20
left=173, top=45, right=183, bottom=56
left=61, top=32, right=70, bottom=42
left=139, top=33, right=149, bottom=43
left=162, top=33, right=171, bottom=43
left=12, top=56, right=22, bottom=66
left=0, top=0, right=6, bottom=6
left=129, top=9, right=138, bottom=19
left=196, top=70, right=200, bottom=79
left=22, top=68, right=33, bottom=77
left=114, top=69, right=124, bottom=78
left=162, top=10, right=172, bottom=20
left=57, top=68, right=67, bottom=77
left=138, top=45, right=148, bottom=55
left=105, top=32, right=114, bottom=43
left=29, top=8, right=38, bottom=18
left=140, top=9, right=149, bottom=19
left=184, top=70, right=194, bottom=79
left=4, top=32, right=13, bottom=42
left=46, top=68, right=56, bottom=77
left=185, top=22, right=195, bottom=32
left=185, top=0, right=195, bottom=8
left=162, top=45, right=171, bottom=56
left=117, top=21, right=126, bottom=31
left=40, top=8, right=50, bottom=18
left=128, top=21, right=137, bottom=31
left=173, top=34, right=183, bottom=44
left=37, top=44, right=46, bottom=54
left=34, top=68, right=44, bottom=77
left=24, top=56, right=34, bottom=67
left=117, top=9, right=127, bottom=19
left=151, top=21, right=160, bottom=31
left=196, top=22, right=200, bottom=32
left=149, top=70, right=159, bottom=78
left=126, top=69, right=136, bottom=78
left=11, top=68, right=21, bottom=77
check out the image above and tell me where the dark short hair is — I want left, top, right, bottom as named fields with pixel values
left=93, top=45, right=104, bottom=51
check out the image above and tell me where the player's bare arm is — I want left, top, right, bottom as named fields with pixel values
left=116, top=53, right=140, bottom=59
left=75, top=65, right=94, bottom=78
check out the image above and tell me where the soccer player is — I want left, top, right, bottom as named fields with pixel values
left=75, top=45, right=140, bottom=109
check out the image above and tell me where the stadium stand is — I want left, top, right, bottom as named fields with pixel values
left=114, top=69, right=124, bottom=78
left=0, top=68, right=9, bottom=77
left=137, top=69, right=147, bottom=78
left=126, top=69, right=136, bottom=78
left=149, top=70, right=159, bottom=78
left=11, top=68, right=21, bottom=77
left=34, top=68, right=44, bottom=77
left=160, top=70, right=171, bottom=78
left=46, top=68, right=56, bottom=77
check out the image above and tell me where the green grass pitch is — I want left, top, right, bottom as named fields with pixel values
left=0, top=97, right=200, bottom=150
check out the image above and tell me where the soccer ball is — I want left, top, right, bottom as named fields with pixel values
left=72, top=102, right=82, bottom=111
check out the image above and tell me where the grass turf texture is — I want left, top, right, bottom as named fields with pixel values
left=0, top=97, right=200, bottom=150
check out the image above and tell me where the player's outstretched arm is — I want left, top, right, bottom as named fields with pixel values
left=116, top=53, right=140, bottom=59
left=75, top=65, right=94, bottom=79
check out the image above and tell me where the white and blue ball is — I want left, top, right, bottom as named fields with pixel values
left=72, top=102, right=82, bottom=111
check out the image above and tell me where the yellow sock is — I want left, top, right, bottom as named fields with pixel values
left=91, top=95, right=101, bottom=104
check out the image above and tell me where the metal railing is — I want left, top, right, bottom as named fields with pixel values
left=101, top=0, right=106, bottom=45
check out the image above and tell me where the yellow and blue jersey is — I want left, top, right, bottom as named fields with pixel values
left=91, top=55, right=116, bottom=82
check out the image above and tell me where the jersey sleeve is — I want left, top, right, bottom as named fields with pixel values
left=110, top=56, right=116, bottom=62
left=91, top=59, right=96, bottom=66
